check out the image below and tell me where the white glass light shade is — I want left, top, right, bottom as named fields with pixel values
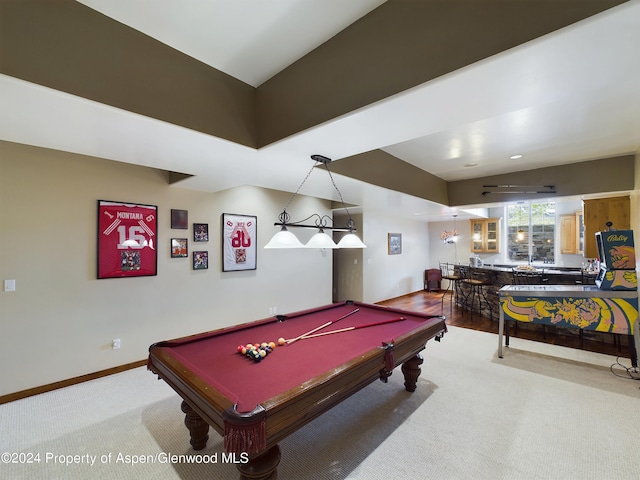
left=305, top=230, right=338, bottom=249
left=337, top=233, right=367, bottom=248
left=264, top=228, right=305, bottom=249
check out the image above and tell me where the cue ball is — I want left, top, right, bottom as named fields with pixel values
left=277, top=337, right=285, bottom=346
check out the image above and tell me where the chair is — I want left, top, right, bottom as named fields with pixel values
left=511, top=268, right=545, bottom=285
left=439, top=262, right=460, bottom=311
left=510, top=268, right=547, bottom=339
left=424, top=268, right=442, bottom=292
left=577, top=270, right=597, bottom=286
left=458, top=265, right=492, bottom=320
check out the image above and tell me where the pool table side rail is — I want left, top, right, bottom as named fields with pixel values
left=148, top=348, right=233, bottom=437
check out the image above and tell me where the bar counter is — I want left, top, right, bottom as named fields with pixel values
left=453, top=265, right=594, bottom=321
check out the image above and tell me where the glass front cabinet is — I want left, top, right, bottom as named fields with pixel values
left=470, top=218, right=500, bottom=253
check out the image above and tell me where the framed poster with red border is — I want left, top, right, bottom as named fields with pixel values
left=97, top=200, right=158, bottom=279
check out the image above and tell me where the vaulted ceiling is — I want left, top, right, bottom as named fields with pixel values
left=1, top=0, right=639, bottom=220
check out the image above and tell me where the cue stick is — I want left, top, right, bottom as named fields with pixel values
left=286, top=308, right=360, bottom=345
left=290, top=317, right=406, bottom=341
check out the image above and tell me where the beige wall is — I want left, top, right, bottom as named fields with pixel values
left=0, top=141, right=333, bottom=396
left=361, top=212, right=431, bottom=304
left=332, top=213, right=364, bottom=303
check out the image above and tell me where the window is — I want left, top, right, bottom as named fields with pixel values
left=506, top=201, right=555, bottom=263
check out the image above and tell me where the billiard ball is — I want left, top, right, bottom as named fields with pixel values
left=268, top=341, right=276, bottom=349
left=277, top=337, right=285, bottom=346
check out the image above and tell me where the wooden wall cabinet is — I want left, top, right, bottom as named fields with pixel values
left=576, top=210, right=584, bottom=255
left=560, top=214, right=576, bottom=254
left=583, top=197, right=630, bottom=258
left=470, top=218, right=499, bottom=253
left=559, top=210, right=584, bottom=255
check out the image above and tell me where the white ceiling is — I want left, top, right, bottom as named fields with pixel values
left=1, top=0, right=639, bottom=221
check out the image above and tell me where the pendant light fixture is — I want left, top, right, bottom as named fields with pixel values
left=264, top=155, right=366, bottom=249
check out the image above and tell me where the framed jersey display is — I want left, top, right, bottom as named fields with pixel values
left=222, top=213, right=257, bottom=272
left=97, top=200, right=158, bottom=279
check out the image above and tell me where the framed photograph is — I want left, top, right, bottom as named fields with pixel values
left=193, top=251, right=208, bottom=270
left=97, top=200, right=158, bottom=279
left=222, top=213, right=257, bottom=272
left=388, top=233, right=402, bottom=255
left=171, top=209, right=188, bottom=229
left=171, top=238, right=188, bottom=258
left=193, top=223, right=209, bottom=242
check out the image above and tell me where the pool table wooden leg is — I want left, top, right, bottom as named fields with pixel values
left=181, top=400, right=209, bottom=450
left=401, top=354, right=424, bottom=392
left=237, top=444, right=281, bottom=480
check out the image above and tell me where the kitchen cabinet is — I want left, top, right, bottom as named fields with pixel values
left=583, top=197, right=630, bottom=258
left=575, top=210, right=584, bottom=255
left=559, top=210, right=584, bottom=255
left=560, top=214, right=576, bottom=254
left=470, top=218, right=499, bottom=253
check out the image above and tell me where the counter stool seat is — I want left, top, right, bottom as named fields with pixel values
left=439, top=262, right=460, bottom=312
left=459, top=266, right=493, bottom=320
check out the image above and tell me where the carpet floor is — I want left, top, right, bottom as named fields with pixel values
left=1, top=326, right=639, bottom=479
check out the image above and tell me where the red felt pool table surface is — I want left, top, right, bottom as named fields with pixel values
left=149, top=301, right=445, bottom=413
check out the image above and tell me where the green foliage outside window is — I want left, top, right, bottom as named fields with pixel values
left=507, top=201, right=555, bottom=263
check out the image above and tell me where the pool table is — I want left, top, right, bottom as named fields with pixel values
left=148, top=300, right=446, bottom=479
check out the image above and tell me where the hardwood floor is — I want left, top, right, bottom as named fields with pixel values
left=378, top=289, right=634, bottom=359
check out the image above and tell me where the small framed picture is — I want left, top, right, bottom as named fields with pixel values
left=193, top=251, right=208, bottom=270
left=171, top=238, right=188, bottom=258
left=171, top=209, right=188, bottom=229
left=194, top=223, right=209, bottom=242
left=388, top=233, right=402, bottom=255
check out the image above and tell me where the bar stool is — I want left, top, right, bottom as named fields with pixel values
left=459, top=266, right=493, bottom=320
left=439, top=262, right=459, bottom=312
left=511, top=268, right=546, bottom=338
left=512, top=268, right=545, bottom=285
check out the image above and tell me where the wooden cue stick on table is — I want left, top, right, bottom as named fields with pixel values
left=286, top=308, right=360, bottom=344
left=290, top=317, right=406, bottom=341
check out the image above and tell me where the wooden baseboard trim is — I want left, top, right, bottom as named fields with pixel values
left=0, top=359, right=147, bottom=405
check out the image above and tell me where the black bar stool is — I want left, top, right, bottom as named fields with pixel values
left=439, top=262, right=459, bottom=312
left=459, top=266, right=493, bottom=320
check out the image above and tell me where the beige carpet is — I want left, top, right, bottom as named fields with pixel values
left=1, top=326, right=639, bottom=479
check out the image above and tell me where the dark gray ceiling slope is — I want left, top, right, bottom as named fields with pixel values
left=0, top=0, right=634, bottom=214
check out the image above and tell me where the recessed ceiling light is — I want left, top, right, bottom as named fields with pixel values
left=510, top=154, right=523, bottom=160
left=463, top=162, right=478, bottom=168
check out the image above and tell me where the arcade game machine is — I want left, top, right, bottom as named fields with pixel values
left=499, top=224, right=638, bottom=366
